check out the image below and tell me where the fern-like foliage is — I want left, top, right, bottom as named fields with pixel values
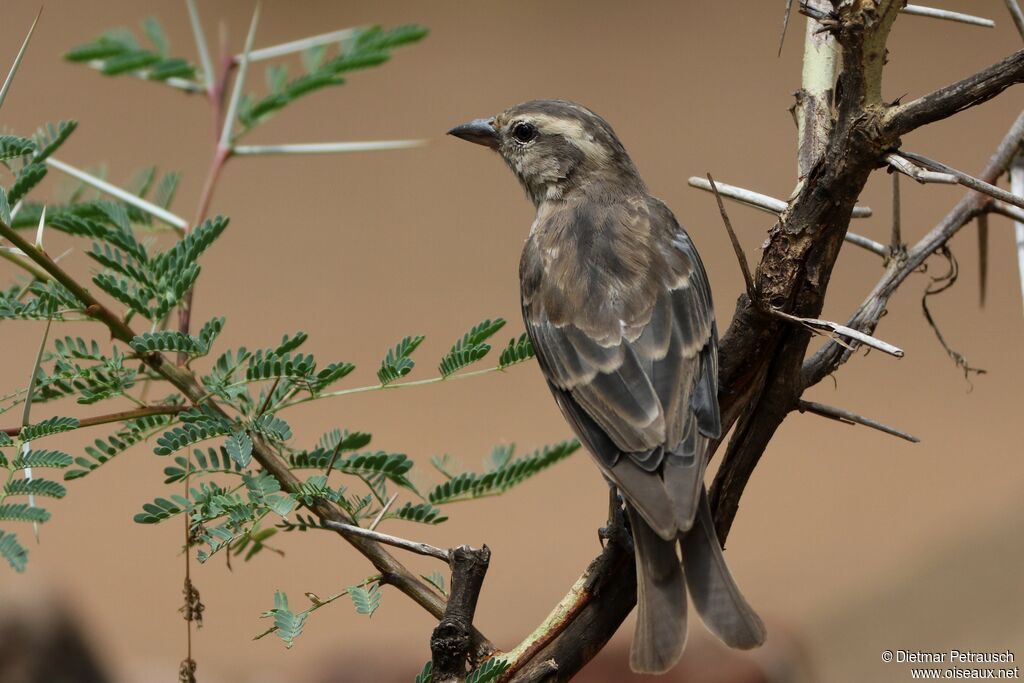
left=19, top=416, right=80, bottom=441
left=348, top=583, right=382, bottom=617
left=261, top=591, right=309, bottom=648
left=162, top=446, right=246, bottom=484
left=133, top=494, right=191, bottom=524
left=466, top=658, right=510, bottom=683
left=414, top=660, right=433, bottom=683
left=439, top=319, right=506, bottom=377
left=0, top=135, right=37, bottom=160
left=66, top=413, right=174, bottom=480
left=0, top=531, right=28, bottom=572
left=499, top=333, right=535, bottom=369
left=238, top=25, right=429, bottom=131
left=64, top=19, right=198, bottom=85
left=378, top=335, right=424, bottom=385
left=429, top=440, right=580, bottom=504
left=390, top=502, right=447, bottom=525
left=4, top=478, right=67, bottom=499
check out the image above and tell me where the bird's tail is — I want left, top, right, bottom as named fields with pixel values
left=680, top=487, right=766, bottom=650
left=627, top=487, right=766, bottom=673
left=626, top=503, right=687, bottom=674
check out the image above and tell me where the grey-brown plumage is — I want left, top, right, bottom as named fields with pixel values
left=449, top=100, right=765, bottom=673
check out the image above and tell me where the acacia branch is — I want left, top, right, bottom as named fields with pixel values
left=1, top=405, right=184, bottom=437
left=0, top=216, right=496, bottom=659
left=885, top=49, right=1024, bottom=135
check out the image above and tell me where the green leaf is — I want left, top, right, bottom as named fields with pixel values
left=133, top=494, right=191, bottom=524
left=429, top=440, right=580, bottom=504
left=101, top=51, right=160, bottom=75
left=421, top=570, right=446, bottom=596
left=439, top=318, right=506, bottom=377
left=253, top=414, right=292, bottom=442
left=0, top=134, right=37, bottom=160
left=0, top=503, right=51, bottom=524
left=499, top=333, right=535, bottom=368
left=0, top=530, right=28, bottom=572
left=142, top=17, right=169, bottom=56
left=197, top=316, right=225, bottom=352
left=247, top=352, right=316, bottom=382
left=392, top=502, right=447, bottom=525
left=274, top=331, right=308, bottom=355
left=238, top=24, right=427, bottom=130
left=414, top=660, right=433, bottom=683
left=33, top=121, right=78, bottom=161
left=93, top=272, right=152, bottom=318
left=225, top=432, right=253, bottom=468
left=162, top=446, right=245, bottom=484
left=0, top=188, right=9, bottom=226
left=266, top=591, right=308, bottom=648
left=4, top=478, right=67, bottom=499
left=334, top=451, right=414, bottom=489
left=66, top=413, right=174, bottom=480
left=53, top=336, right=105, bottom=361
left=154, top=422, right=230, bottom=456
left=8, top=162, right=47, bottom=205
left=349, top=583, right=382, bottom=617
left=306, top=362, right=355, bottom=394
left=130, top=330, right=204, bottom=356
left=0, top=433, right=13, bottom=448
left=19, top=416, right=79, bottom=441
left=152, top=170, right=180, bottom=208
left=378, top=335, right=424, bottom=385
left=12, top=449, right=73, bottom=469
left=466, top=658, right=509, bottom=683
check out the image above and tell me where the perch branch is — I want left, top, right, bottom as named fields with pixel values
left=885, top=49, right=1024, bottom=135
left=0, top=216, right=496, bottom=658
left=431, top=545, right=491, bottom=682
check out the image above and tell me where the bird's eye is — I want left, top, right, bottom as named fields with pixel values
left=512, top=122, right=537, bottom=143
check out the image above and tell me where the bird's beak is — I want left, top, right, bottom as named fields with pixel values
left=447, top=117, right=499, bottom=149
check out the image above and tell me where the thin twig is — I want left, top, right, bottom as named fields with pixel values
left=1011, top=153, right=1024, bottom=314
left=770, top=308, right=905, bottom=357
left=320, top=519, right=450, bottom=562
left=706, top=173, right=755, bottom=300
left=0, top=7, right=42, bottom=110
left=239, top=26, right=359, bottom=63
left=220, top=2, right=261, bottom=149
left=891, top=171, right=901, bottom=250
left=886, top=153, right=958, bottom=184
left=990, top=199, right=1024, bottom=223
left=1006, top=0, right=1024, bottom=40
left=778, top=0, right=796, bottom=56
left=901, top=5, right=995, bottom=28
left=369, top=493, right=398, bottom=531
left=45, top=158, right=189, bottom=231
left=797, top=400, right=920, bottom=443
left=921, top=247, right=986, bottom=378
left=978, top=213, right=989, bottom=306
left=186, top=0, right=215, bottom=92
left=897, top=151, right=1024, bottom=210
left=233, top=140, right=425, bottom=155
left=687, top=176, right=873, bottom=217
left=1, top=404, right=183, bottom=437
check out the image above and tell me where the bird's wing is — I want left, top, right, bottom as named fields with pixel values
left=522, top=197, right=720, bottom=538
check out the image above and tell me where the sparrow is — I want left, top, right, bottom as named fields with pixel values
left=449, top=100, right=766, bottom=673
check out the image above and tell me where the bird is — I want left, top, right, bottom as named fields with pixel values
left=448, top=100, right=766, bottom=673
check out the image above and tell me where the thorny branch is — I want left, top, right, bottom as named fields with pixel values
left=4, top=3, right=1023, bottom=682
left=493, top=3, right=1024, bottom=680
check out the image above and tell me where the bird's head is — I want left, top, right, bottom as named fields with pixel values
left=448, top=99, right=644, bottom=206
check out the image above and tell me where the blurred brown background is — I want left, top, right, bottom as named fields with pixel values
left=1, top=1, right=1022, bottom=682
